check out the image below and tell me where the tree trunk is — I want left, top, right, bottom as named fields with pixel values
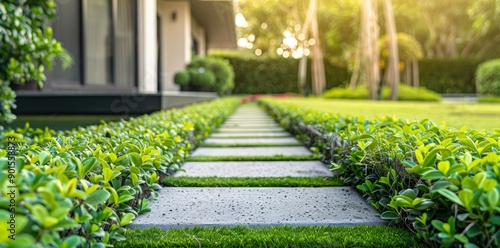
left=362, top=0, right=380, bottom=100
left=383, top=0, right=399, bottom=101
left=298, top=57, right=308, bottom=94
left=349, top=43, right=361, bottom=88
left=412, top=59, right=419, bottom=87
left=310, top=0, right=326, bottom=95
left=405, top=61, right=411, bottom=86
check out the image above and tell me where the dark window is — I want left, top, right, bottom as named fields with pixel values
left=84, top=0, right=113, bottom=85
left=52, top=0, right=137, bottom=89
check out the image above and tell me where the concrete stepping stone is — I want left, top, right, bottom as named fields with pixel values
left=210, top=132, right=292, bottom=138
left=191, top=147, right=312, bottom=157
left=216, top=128, right=285, bottom=133
left=174, top=161, right=334, bottom=177
left=129, top=187, right=385, bottom=229
left=221, top=123, right=280, bottom=128
left=224, top=119, right=277, bottom=124
left=204, top=137, right=301, bottom=145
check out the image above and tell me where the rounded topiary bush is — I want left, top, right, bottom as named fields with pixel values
left=476, top=59, right=500, bottom=96
left=190, top=70, right=215, bottom=87
left=173, top=70, right=190, bottom=86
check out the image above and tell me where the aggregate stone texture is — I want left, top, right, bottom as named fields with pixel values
left=174, top=161, right=335, bottom=177
left=191, top=147, right=312, bottom=157
left=129, top=187, right=385, bottom=229
left=210, top=132, right=292, bottom=138
left=204, top=137, right=301, bottom=145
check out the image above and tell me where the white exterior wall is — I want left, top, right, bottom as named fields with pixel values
left=157, top=1, right=191, bottom=91
left=191, top=16, right=206, bottom=56
left=137, top=0, right=158, bottom=93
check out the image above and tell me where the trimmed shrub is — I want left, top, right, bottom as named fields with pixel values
left=174, top=57, right=234, bottom=95
left=476, top=58, right=500, bottom=96
left=190, top=70, right=216, bottom=87
left=418, top=58, right=485, bottom=94
left=260, top=98, right=500, bottom=248
left=212, top=54, right=484, bottom=95
left=0, top=98, right=240, bottom=247
left=212, top=54, right=351, bottom=94
left=173, top=70, right=190, bottom=86
left=323, top=84, right=441, bottom=101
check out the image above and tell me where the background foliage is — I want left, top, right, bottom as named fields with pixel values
left=0, top=0, right=67, bottom=123
left=213, top=54, right=483, bottom=95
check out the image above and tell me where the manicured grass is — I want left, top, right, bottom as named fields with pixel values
left=116, top=226, right=425, bottom=248
left=187, top=154, right=320, bottom=162
left=478, top=96, right=500, bottom=103
left=162, top=176, right=343, bottom=187
left=201, top=143, right=303, bottom=147
left=276, top=97, right=500, bottom=131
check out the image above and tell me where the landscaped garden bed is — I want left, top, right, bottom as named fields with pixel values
left=0, top=98, right=240, bottom=247
left=259, top=98, right=500, bottom=247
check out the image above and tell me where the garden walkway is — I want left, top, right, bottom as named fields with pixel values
left=130, top=104, right=384, bottom=229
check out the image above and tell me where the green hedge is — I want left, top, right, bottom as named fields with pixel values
left=214, top=55, right=485, bottom=94
left=213, top=55, right=350, bottom=94
left=0, top=98, right=240, bottom=247
left=418, top=58, right=485, bottom=94
left=260, top=98, right=500, bottom=248
left=476, top=59, right=500, bottom=96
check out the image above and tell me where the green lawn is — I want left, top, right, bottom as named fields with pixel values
left=117, top=226, right=425, bottom=248
left=275, top=98, right=500, bottom=131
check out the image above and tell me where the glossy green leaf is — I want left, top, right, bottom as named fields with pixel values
left=438, top=189, right=464, bottom=206
left=119, top=213, right=135, bottom=226
left=84, top=190, right=110, bottom=208
left=380, top=211, right=399, bottom=220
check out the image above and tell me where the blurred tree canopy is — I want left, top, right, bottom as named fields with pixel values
left=236, top=0, right=500, bottom=63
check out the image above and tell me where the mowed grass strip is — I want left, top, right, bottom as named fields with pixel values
left=186, top=154, right=319, bottom=162
left=200, top=143, right=303, bottom=148
left=116, top=226, right=425, bottom=248
left=162, top=176, right=343, bottom=187
left=277, top=98, right=500, bottom=131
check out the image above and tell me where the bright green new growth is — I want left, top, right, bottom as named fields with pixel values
left=115, top=226, right=425, bottom=248
left=162, top=176, right=343, bottom=187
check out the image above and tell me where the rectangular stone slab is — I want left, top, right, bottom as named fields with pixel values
left=129, top=187, right=385, bottom=229
left=224, top=118, right=276, bottom=124
left=191, top=147, right=312, bottom=157
left=221, top=123, right=280, bottom=128
left=216, top=128, right=285, bottom=133
left=174, top=161, right=335, bottom=177
left=204, top=137, right=301, bottom=145
left=210, top=132, right=292, bottom=138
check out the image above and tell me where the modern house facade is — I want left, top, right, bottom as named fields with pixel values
left=14, top=0, right=236, bottom=115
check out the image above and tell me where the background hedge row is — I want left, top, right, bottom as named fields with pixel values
left=214, top=55, right=485, bottom=94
